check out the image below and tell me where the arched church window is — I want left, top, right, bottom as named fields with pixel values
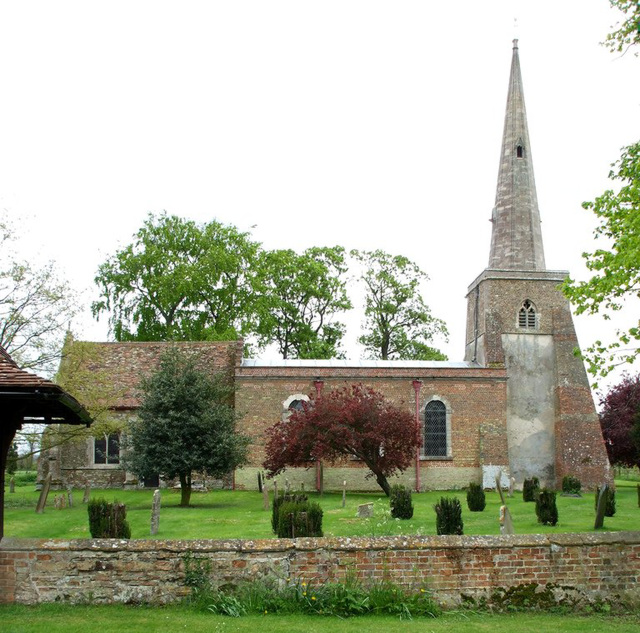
left=516, top=144, right=524, bottom=158
left=518, top=299, right=537, bottom=329
left=94, top=433, right=120, bottom=465
left=424, top=400, right=448, bottom=458
left=282, top=393, right=310, bottom=421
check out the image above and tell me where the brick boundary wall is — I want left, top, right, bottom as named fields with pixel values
left=1, top=533, right=639, bottom=607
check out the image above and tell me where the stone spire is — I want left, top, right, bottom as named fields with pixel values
left=488, top=40, right=546, bottom=270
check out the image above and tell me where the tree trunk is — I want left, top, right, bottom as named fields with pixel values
left=374, top=470, right=391, bottom=496
left=179, top=472, right=192, bottom=507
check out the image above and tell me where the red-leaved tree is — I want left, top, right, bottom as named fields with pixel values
left=263, top=384, right=421, bottom=496
left=599, top=373, right=640, bottom=469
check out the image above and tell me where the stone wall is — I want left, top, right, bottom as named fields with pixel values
left=1, top=533, right=639, bottom=607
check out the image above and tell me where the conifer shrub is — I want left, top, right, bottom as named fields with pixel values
left=276, top=500, right=323, bottom=538
left=271, top=491, right=307, bottom=534
left=87, top=498, right=131, bottom=538
left=562, top=475, right=582, bottom=495
left=595, top=486, right=616, bottom=517
left=389, top=484, right=414, bottom=519
left=434, top=496, right=463, bottom=535
left=535, top=489, right=558, bottom=526
left=466, top=482, right=486, bottom=512
left=522, top=477, right=540, bottom=502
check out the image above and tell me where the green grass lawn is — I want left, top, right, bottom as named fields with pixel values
left=4, top=479, right=639, bottom=540
left=1, top=604, right=640, bottom=633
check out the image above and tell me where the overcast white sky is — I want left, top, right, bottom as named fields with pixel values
left=1, top=1, right=638, bottom=394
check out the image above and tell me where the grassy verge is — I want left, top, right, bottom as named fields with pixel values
left=1, top=604, right=640, bottom=633
left=3, top=479, right=639, bottom=540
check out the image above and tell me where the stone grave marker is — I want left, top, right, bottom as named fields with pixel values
left=262, top=484, right=269, bottom=510
left=357, top=502, right=374, bottom=518
left=83, top=482, right=91, bottom=504
left=342, top=480, right=346, bottom=508
left=67, top=486, right=73, bottom=508
left=151, top=489, right=161, bottom=535
left=35, top=473, right=52, bottom=514
left=9, top=477, right=15, bottom=493
left=508, top=477, right=515, bottom=498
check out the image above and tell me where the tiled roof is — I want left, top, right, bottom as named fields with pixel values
left=0, top=345, right=92, bottom=426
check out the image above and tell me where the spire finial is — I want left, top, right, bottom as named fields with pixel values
left=512, top=38, right=519, bottom=49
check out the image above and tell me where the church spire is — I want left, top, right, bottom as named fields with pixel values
left=488, top=40, right=546, bottom=270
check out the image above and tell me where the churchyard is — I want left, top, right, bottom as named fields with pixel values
left=4, top=477, right=640, bottom=540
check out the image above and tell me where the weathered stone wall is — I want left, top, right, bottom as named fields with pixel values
left=234, top=364, right=507, bottom=491
left=1, top=533, right=639, bottom=607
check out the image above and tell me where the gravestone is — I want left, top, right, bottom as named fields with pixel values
left=262, top=485, right=269, bottom=510
left=357, top=502, right=374, bottom=518
left=67, top=486, right=73, bottom=508
left=9, top=477, right=15, bottom=493
left=499, top=505, right=515, bottom=534
left=508, top=477, right=515, bottom=498
left=150, top=489, right=161, bottom=535
left=83, top=482, right=91, bottom=504
left=35, top=473, right=52, bottom=514
left=594, top=484, right=608, bottom=529
left=342, top=480, right=346, bottom=508
left=54, top=494, right=66, bottom=510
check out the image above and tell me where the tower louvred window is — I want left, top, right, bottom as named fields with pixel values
left=519, top=300, right=536, bottom=329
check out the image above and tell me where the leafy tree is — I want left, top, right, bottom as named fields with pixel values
left=124, top=347, right=249, bottom=506
left=263, top=384, right=421, bottom=496
left=603, top=1, right=640, bottom=56
left=256, top=246, right=352, bottom=359
left=92, top=213, right=261, bottom=342
left=0, top=215, right=80, bottom=374
left=6, top=443, right=19, bottom=475
left=351, top=249, right=448, bottom=360
left=598, top=373, right=640, bottom=469
left=562, top=142, right=640, bottom=379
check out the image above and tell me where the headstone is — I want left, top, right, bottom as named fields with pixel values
left=54, top=494, right=66, bottom=510
left=150, top=489, right=161, bottom=535
left=300, top=482, right=304, bottom=492
left=9, top=477, right=15, bottom=493
left=35, top=473, right=52, bottom=514
left=67, top=486, right=73, bottom=508
left=285, top=479, right=290, bottom=493
left=499, top=505, right=515, bottom=535
left=83, top=482, right=91, bottom=504
left=594, top=484, right=608, bottom=529
left=342, top=480, right=346, bottom=508
left=262, top=484, right=269, bottom=510
left=257, top=471, right=263, bottom=493
left=357, top=502, right=374, bottom=518
left=508, top=477, right=515, bottom=498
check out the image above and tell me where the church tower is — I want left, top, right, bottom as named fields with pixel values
left=465, top=40, right=610, bottom=488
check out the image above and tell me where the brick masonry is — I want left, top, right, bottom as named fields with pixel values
left=1, top=533, right=639, bottom=606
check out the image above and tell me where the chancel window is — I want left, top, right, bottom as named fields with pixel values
left=424, top=400, right=447, bottom=458
left=518, top=299, right=537, bottom=329
left=282, top=394, right=310, bottom=421
left=94, top=433, right=120, bottom=465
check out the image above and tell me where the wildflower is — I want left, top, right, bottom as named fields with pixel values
left=420, top=588, right=425, bottom=593
left=303, top=592, right=307, bottom=596
left=311, top=596, right=316, bottom=601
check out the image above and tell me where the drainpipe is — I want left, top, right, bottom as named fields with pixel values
left=313, top=379, right=324, bottom=492
left=412, top=380, right=422, bottom=492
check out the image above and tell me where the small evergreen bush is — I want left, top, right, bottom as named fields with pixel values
left=466, top=482, right=486, bottom=512
left=522, top=477, right=540, bottom=502
left=271, top=491, right=307, bottom=534
left=595, top=486, right=616, bottom=517
left=535, top=489, right=558, bottom=526
left=276, top=500, right=323, bottom=538
left=389, top=484, right=414, bottom=519
left=87, top=498, right=131, bottom=538
left=562, top=475, right=582, bottom=495
left=434, top=496, right=463, bottom=535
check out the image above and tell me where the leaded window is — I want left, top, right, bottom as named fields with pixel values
left=424, top=400, right=447, bottom=457
left=94, top=433, right=120, bottom=465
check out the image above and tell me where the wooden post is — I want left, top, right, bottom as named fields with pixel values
left=342, top=480, right=346, bottom=508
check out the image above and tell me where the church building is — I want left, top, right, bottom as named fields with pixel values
left=49, top=41, right=610, bottom=492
